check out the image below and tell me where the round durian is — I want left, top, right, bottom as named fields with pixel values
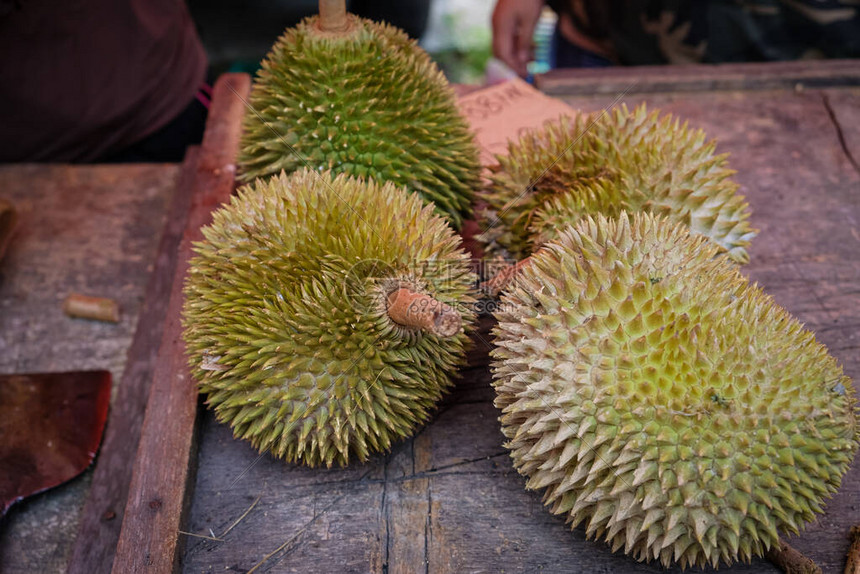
left=182, top=169, right=477, bottom=467
left=480, top=105, right=756, bottom=261
left=491, top=212, right=858, bottom=568
left=238, top=8, right=481, bottom=229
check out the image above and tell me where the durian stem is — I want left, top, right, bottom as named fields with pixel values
left=481, top=257, right=532, bottom=297
left=387, top=288, right=461, bottom=337
left=319, top=0, right=348, bottom=32
left=765, top=538, right=821, bottom=574
left=846, top=526, right=860, bottom=574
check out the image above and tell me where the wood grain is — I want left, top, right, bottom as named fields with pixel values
left=182, top=85, right=859, bottom=574
left=111, top=73, right=251, bottom=574
left=66, top=148, right=199, bottom=574
left=821, top=88, right=860, bottom=176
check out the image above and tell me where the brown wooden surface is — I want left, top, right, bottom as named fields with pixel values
left=66, top=148, right=199, bottom=574
left=180, top=82, right=860, bottom=573
left=112, top=72, right=251, bottom=573
left=0, top=198, right=16, bottom=261
left=536, top=58, right=860, bottom=96
left=0, top=163, right=181, bottom=573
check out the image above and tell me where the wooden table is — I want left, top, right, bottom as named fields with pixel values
left=0, top=74, right=249, bottom=574
left=178, top=61, right=860, bottom=574
left=0, top=162, right=183, bottom=572
left=1, top=62, right=858, bottom=574
left=0, top=160, right=185, bottom=572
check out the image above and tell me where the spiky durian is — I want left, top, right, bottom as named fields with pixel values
left=182, top=169, right=477, bottom=467
left=479, top=105, right=756, bottom=261
left=526, top=178, right=626, bottom=251
left=491, top=212, right=858, bottom=568
left=237, top=6, right=481, bottom=229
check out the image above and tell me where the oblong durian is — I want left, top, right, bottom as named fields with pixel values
left=491, top=212, right=858, bottom=568
left=238, top=11, right=481, bottom=229
left=480, top=105, right=756, bottom=261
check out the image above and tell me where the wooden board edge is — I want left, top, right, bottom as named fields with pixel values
left=66, top=148, right=200, bottom=574
left=110, top=72, right=251, bottom=574
left=536, top=58, right=860, bottom=96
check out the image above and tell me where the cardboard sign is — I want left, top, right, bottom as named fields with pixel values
left=457, top=77, right=577, bottom=167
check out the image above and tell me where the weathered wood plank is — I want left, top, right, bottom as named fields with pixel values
left=381, top=429, right=432, bottom=574
left=0, top=163, right=179, bottom=574
left=66, top=148, right=199, bottom=574
left=183, top=410, right=387, bottom=573
left=536, top=59, right=860, bottom=96
left=111, top=73, right=251, bottom=574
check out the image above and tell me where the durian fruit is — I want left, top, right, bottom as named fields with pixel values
left=526, top=178, right=626, bottom=254
left=491, top=212, right=858, bottom=568
left=480, top=105, right=756, bottom=261
left=238, top=0, right=481, bottom=229
left=182, top=169, right=477, bottom=467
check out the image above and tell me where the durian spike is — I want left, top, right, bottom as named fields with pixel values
left=387, top=288, right=461, bottom=337
left=319, top=0, right=348, bottom=32
left=482, top=258, right=532, bottom=297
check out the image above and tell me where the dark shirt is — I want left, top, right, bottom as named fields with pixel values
left=547, top=0, right=860, bottom=65
left=0, top=0, right=206, bottom=162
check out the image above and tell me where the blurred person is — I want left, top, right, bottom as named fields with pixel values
left=0, top=0, right=209, bottom=163
left=492, top=0, right=860, bottom=78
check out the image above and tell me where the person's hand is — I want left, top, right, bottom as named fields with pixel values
left=492, top=0, right=545, bottom=77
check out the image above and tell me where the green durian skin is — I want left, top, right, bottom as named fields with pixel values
left=480, top=105, right=756, bottom=261
left=491, top=212, right=858, bottom=569
left=238, top=14, right=481, bottom=229
left=182, top=169, right=477, bottom=467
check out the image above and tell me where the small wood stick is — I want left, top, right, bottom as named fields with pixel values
left=63, top=293, right=120, bottom=323
left=481, top=257, right=532, bottom=297
left=177, top=530, right=223, bottom=542
left=765, top=538, right=822, bottom=574
left=318, top=0, right=348, bottom=32
left=386, top=288, right=461, bottom=337
left=846, top=526, right=860, bottom=574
